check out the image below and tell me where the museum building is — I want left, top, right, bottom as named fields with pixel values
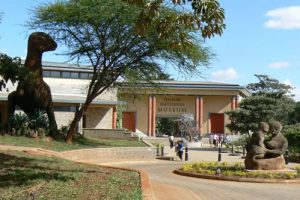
left=0, top=61, right=250, bottom=137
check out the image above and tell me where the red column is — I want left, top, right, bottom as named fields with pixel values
left=231, top=96, right=236, bottom=110
left=195, top=96, right=199, bottom=129
left=235, top=96, right=238, bottom=109
left=152, top=96, right=157, bottom=137
left=112, top=107, right=117, bottom=129
left=199, top=96, right=203, bottom=135
left=148, top=96, right=153, bottom=136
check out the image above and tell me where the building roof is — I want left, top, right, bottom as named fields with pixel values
left=0, top=94, right=125, bottom=106
left=51, top=94, right=125, bottom=105
left=42, top=61, right=93, bottom=72
left=121, top=80, right=251, bottom=97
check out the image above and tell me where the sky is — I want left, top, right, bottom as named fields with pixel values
left=1, top=0, right=300, bottom=100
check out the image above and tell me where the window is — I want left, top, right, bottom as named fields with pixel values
left=80, top=72, right=89, bottom=79
left=70, top=72, right=79, bottom=78
left=43, top=70, right=51, bottom=77
left=54, top=106, right=77, bottom=112
left=62, top=71, right=71, bottom=78
left=51, top=71, right=60, bottom=77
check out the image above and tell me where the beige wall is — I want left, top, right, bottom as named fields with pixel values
left=85, top=106, right=113, bottom=129
left=54, top=111, right=75, bottom=129
left=122, top=94, right=234, bottom=136
left=156, top=95, right=195, bottom=118
left=121, top=95, right=149, bottom=134
left=202, top=96, right=232, bottom=135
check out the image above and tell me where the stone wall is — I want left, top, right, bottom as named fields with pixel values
left=61, top=147, right=157, bottom=160
left=85, top=107, right=112, bottom=129
left=83, top=128, right=133, bottom=140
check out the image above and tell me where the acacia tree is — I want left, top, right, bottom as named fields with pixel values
left=28, top=0, right=225, bottom=143
left=226, top=74, right=296, bottom=135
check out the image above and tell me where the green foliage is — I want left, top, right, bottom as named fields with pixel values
left=9, top=113, right=29, bottom=132
left=226, top=75, right=296, bottom=134
left=283, top=123, right=300, bottom=155
left=0, top=54, right=22, bottom=91
left=9, top=110, right=49, bottom=136
left=288, top=101, right=300, bottom=124
left=182, top=161, right=298, bottom=179
left=27, top=110, right=49, bottom=130
left=128, top=0, right=226, bottom=39
left=156, top=117, right=177, bottom=136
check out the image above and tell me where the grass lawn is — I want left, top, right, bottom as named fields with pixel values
left=0, top=135, right=147, bottom=152
left=0, top=150, right=142, bottom=200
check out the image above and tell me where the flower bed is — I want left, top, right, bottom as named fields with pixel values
left=180, top=162, right=299, bottom=180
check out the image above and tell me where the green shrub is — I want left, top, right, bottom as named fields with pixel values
left=181, top=162, right=298, bottom=179
left=283, top=124, right=300, bottom=155
left=8, top=110, right=49, bottom=136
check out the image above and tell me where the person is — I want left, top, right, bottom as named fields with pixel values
left=213, top=133, right=217, bottom=147
left=176, top=140, right=184, bottom=161
left=219, top=134, right=224, bottom=147
left=209, top=133, right=213, bottom=147
left=169, top=134, right=174, bottom=148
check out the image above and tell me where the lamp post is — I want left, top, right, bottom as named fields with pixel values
left=185, top=146, right=188, bottom=161
left=218, top=147, right=222, bottom=162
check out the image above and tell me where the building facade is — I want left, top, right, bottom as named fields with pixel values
left=119, top=82, right=250, bottom=137
left=0, top=61, right=121, bottom=132
left=0, top=62, right=250, bottom=137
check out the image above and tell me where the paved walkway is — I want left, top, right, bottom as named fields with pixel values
left=1, top=144, right=300, bottom=200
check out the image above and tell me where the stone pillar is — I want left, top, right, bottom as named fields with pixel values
left=148, top=96, right=153, bottom=137
left=152, top=96, right=157, bottom=137
left=195, top=96, right=203, bottom=135
left=112, top=107, right=117, bottom=129
left=199, top=96, right=203, bottom=136
left=195, top=96, right=199, bottom=129
left=235, top=96, right=238, bottom=109
left=231, top=96, right=237, bottom=110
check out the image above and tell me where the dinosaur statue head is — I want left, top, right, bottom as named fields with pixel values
left=28, top=32, right=57, bottom=53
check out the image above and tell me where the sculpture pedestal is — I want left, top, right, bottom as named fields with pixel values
left=245, top=155, right=286, bottom=170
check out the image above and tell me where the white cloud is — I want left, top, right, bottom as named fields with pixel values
left=284, top=79, right=300, bottom=101
left=211, top=67, right=239, bottom=82
left=268, top=62, right=291, bottom=69
left=265, top=6, right=300, bottom=29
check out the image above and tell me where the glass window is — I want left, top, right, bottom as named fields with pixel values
left=43, top=70, right=51, bottom=77
left=62, top=71, right=71, bottom=78
left=70, top=72, right=79, bottom=78
left=80, top=72, right=89, bottom=79
left=54, top=106, right=77, bottom=112
left=51, top=71, right=60, bottom=77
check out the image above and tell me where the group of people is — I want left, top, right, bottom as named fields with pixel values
left=209, top=133, right=229, bottom=148
left=169, top=136, right=184, bottom=161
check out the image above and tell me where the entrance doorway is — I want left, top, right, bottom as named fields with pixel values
left=210, top=113, right=224, bottom=134
left=122, top=112, right=136, bottom=132
left=156, top=117, right=178, bottom=136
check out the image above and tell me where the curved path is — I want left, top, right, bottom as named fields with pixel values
left=1, top=144, right=299, bottom=200
left=116, top=161, right=300, bottom=200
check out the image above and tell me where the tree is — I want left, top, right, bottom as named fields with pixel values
left=28, top=0, right=225, bottom=143
left=226, top=74, right=296, bottom=135
left=0, top=54, right=23, bottom=91
left=127, top=0, right=225, bottom=39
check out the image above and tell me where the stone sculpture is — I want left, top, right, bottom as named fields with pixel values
left=245, top=121, right=288, bottom=170
left=7, top=32, right=58, bottom=136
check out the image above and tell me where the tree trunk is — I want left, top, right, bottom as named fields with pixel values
left=65, top=102, right=89, bottom=144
